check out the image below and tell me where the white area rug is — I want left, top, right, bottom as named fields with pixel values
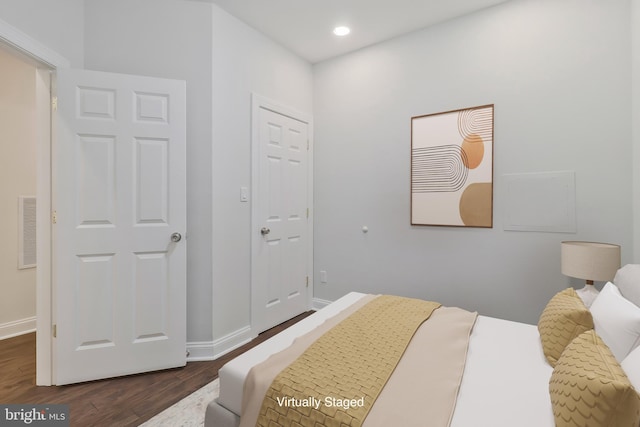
left=140, top=378, right=219, bottom=427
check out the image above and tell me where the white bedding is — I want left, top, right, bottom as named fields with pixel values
left=216, top=292, right=554, bottom=427
left=451, top=315, right=554, bottom=426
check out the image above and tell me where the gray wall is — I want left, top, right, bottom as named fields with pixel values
left=313, top=0, right=633, bottom=324
left=0, top=0, right=84, bottom=67
left=634, top=0, right=640, bottom=262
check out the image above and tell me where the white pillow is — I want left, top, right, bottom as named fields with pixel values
left=590, top=282, right=640, bottom=362
left=622, top=345, right=640, bottom=391
left=614, top=264, right=640, bottom=308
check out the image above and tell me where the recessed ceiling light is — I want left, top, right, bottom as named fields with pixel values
left=333, top=26, right=351, bottom=36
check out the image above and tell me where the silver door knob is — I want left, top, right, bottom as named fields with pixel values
left=171, top=232, right=182, bottom=242
left=261, top=227, right=270, bottom=235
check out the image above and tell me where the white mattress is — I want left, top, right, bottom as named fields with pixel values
left=217, top=292, right=554, bottom=427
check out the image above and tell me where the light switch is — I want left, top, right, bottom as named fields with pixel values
left=240, top=186, right=249, bottom=202
left=320, top=270, right=327, bottom=283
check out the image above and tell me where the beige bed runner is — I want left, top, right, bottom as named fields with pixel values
left=240, top=295, right=477, bottom=427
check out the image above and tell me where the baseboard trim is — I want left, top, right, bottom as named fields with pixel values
left=0, top=316, right=36, bottom=340
left=312, top=297, right=332, bottom=310
left=212, top=326, right=253, bottom=360
left=189, top=304, right=343, bottom=362
left=186, top=341, right=215, bottom=362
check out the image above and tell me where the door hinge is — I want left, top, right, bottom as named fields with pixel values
left=306, top=276, right=309, bottom=287
left=307, top=139, right=310, bottom=151
left=52, top=210, right=57, bottom=224
left=52, top=324, right=57, bottom=338
left=306, top=208, right=309, bottom=219
left=52, top=96, right=58, bottom=112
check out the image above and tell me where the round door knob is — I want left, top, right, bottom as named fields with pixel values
left=261, top=227, right=271, bottom=235
left=171, top=232, right=182, bottom=242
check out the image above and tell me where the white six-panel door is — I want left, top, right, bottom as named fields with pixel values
left=54, top=69, right=186, bottom=385
left=252, top=100, right=310, bottom=334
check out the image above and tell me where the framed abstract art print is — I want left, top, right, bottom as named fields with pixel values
left=411, top=104, right=494, bottom=227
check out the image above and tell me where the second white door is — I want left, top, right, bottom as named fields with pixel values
left=252, top=98, right=311, bottom=334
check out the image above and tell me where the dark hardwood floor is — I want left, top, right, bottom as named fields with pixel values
left=0, top=311, right=314, bottom=426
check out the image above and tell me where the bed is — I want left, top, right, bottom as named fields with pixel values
left=205, top=266, right=640, bottom=427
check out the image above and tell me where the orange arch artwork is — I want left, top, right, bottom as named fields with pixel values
left=410, top=104, right=493, bottom=227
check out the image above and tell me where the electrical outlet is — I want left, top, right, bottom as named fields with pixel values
left=320, top=270, right=327, bottom=283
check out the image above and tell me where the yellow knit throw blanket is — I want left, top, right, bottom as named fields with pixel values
left=255, top=295, right=442, bottom=427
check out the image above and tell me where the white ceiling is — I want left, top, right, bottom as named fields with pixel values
left=209, top=0, right=511, bottom=64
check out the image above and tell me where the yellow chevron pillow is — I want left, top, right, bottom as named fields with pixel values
left=549, top=330, right=640, bottom=427
left=538, top=288, right=593, bottom=366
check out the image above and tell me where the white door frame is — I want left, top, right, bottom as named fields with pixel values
left=0, top=17, right=70, bottom=386
left=250, top=93, right=314, bottom=336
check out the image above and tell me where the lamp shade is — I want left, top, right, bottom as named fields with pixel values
left=561, top=241, right=621, bottom=282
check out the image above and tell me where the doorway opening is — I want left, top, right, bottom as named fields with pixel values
left=0, top=38, right=53, bottom=386
left=0, top=43, right=38, bottom=341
